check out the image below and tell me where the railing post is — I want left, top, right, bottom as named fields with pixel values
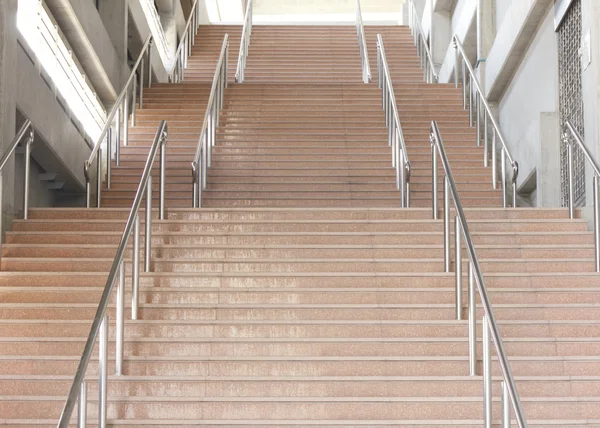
left=568, top=141, right=574, bottom=219
left=23, top=131, right=33, bottom=219
left=455, top=216, right=462, bottom=320
left=77, top=380, right=87, bottom=428
left=115, top=260, right=125, bottom=375
left=140, top=58, right=145, bottom=109
left=148, top=40, right=153, bottom=89
left=468, top=261, right=476, bottom=376
left=159, top=133, right=167, bottom=220
left=502, top=380, right=511, bottom=428
left=476, top=94, right=481, bottom=146
left=96, top=148, right=102, bottom=208
left=115, top=108, right=121, bottom=167
left=469, top=76, right=473, bottom=128
left=106, top=128, right=112, bottom=189
left=399, top=148, right=405, bottom=207
left=432, top=135, right=438, bottom=220
left=502, top=148, right=507, bottom=209
left=132, top=72, right=137, bottom=127
left=145, top=177, right=152, bottom=271
left=132, top=214, right=140, bottom=320
left=444, top=176, right=451, bottom=272
left=594, top=175, right=600, bottom=272
left=483, top=314, right=492, bottom=428
left=453, top=39, right=459, bottom=88
left=492, top=129, right=497, bottom=189
left=462, top=61, right=467, bottom=110
left=483, top=112, right=488, bottom=167
left=123, top=90, right=129, bottom=147
left=98, top=314, right=108, bottom=428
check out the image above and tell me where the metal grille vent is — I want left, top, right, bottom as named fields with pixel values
left=558, top=0, right=585, bottom=207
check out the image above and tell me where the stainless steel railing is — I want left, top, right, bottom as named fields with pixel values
left=84, top=35, right=154, bottom=208
left=564, top=120, right=600, bottom=271
left=192, top=35, right=229, bottom=207
left=0, top=120, right=34, bottom=237
left=356, top=0, right=371, bottom=83
left=453, top=36, right=519, bottom=208
left=376, top=35, right=411, bottom=207
left=430, top=121, right=528, bottom=428
left=57, top=121, right=168, bottom=428
left=407, top=0, right=438, bottom=83
left=235, top=0, right=253, bottom=83
left=171, top=0, right=202, bottom=83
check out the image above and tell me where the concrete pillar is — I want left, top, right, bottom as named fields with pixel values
left=98, top=0, right=129, bottom=67
left=431, top=10, right=451, bottom=71
left=0, top=0, right=18, bottom=237
left=476, top=0, right=495, bottom=87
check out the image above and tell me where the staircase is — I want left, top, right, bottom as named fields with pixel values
left=1, top=23, right=600, bottom=427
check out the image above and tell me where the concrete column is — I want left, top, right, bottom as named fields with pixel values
left=0, top=0, right=18, bottom=237
left=476, top=0, right=495, bottom=86
left=431, top=10, right=452, bottom=71
left=98, top=0, right=129, bottom=67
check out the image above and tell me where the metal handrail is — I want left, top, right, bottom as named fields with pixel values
left=376, top=35, right=411, bottom=207
left=192, top=35, right=229, bottom=207
left=235, top=0, right=253, bottom=83
left=430, top=121, right=528, bottom=428
left=171, top=0, right=201, bottom=82
left=0, top=120, right=34, bottom=238
left=564, top=121, right=600, bottom=271
left=355, top=0, right=371, bottom=83
left=407, top=0, right=438, bottom=83
left=84, top=35, right=154, bottom=208
left=57, top=121, right=168, bottom=428
left=453, top=36, right=519, bottom=208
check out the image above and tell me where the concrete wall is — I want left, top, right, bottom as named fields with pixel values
left=496, top=8, right=559, bottom=205
left=495, top=0, right=511, bottom=30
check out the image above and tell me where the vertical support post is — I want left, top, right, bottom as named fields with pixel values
left=131, top=72, right=137, bottom=127
left=148, top=40, right=153, bottom=89
left=443, top=176, right=451, bottom=273
left=399, top=148, right=405, bottom=206
left=512, top=173, right=517, bottom=208
left=145, top=178, right=152, bottom=272
left=202, top=133, right=208, bottom=188
left=115, top=260, right=124, bottom=375
left=207, top=111, right=213, bottom=168
left=77, top=380, right=87, bottom=428
left=159, top=138, right=166, bottom=220
left=468, top=262, right=476, bottom=376
left=568, top=143, right=574, bottom=219
left=476, top=94, right=481, bottom=146
left=106, top=128, right=112, bottom=189
left=483, top=112, right=488, bottom=167
left=483, top=314, right=492, bottom=428
left=115, top=108, right=121, bottom=167
left=96, top=149, right=102, bottom=208
left=501, top=149, right=507, bottom=209
left=132, top=214, right=140, bottom=320
left=492, top=129, right=497, bottom=189
left=469, top=76, right=473, bottom=127
left=454, top=40, right=459, bottom=88
left=23, top=136, right=32, bottom=219
left=140, top=58, right=145, bottom=110
left=98, top=314, right=108, bottom=428
left=197, top=158, right=203, bottom=208
left=502, top=380, right=511, bottom=428
left=123, top=90, right=129, bottom=147
left=462, top=61, right=467, bottom=110
left=594, top=176, right=600, bottom=272
left=455, top=216, right=462, bottom=320
left=432, top=139, right=439, bottom=220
